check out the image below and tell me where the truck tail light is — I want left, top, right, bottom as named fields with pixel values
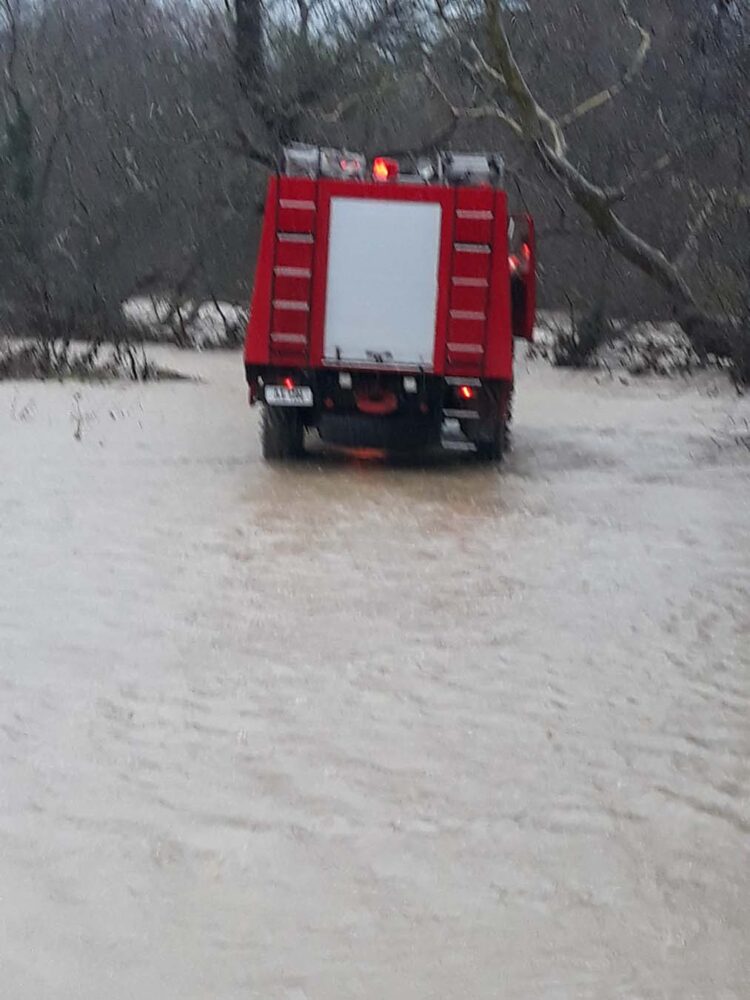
left=457, top=385, right=476, bottom=401
left=283, top=376, right=295, bottom=390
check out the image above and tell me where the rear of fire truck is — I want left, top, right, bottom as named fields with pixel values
left=244, top=144, right=535, bottom=461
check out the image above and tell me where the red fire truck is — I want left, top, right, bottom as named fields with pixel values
left=244, top=144, right=535, bottom=460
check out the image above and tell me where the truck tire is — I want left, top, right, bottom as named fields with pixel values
left=261, top=406, right=304, bottom=460
left=475, top=417, right=506, bottom=462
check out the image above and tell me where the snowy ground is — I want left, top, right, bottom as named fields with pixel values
left=123, top=298, right=247, bottom=348
left=1, top=350, right=749, bottom=1000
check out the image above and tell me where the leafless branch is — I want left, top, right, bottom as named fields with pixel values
left=559, top=2, right=651, bottom=128
left=228, top=123, right=276, bottom=168
left=675, top=192, right=719, bottom=269
left=296, top=0, right=311, bottom=40
left=35, top=79, right=72, bottom=215
left=624, top=120, right=729, bottom=192
left=1, top=0, right=22, bottom=111
left=479, top=0, right=698, bottom=310
left=424, top=60, right=523, bottom=138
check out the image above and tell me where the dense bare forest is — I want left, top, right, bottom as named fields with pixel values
left=0, top=0, right=747, bottom=377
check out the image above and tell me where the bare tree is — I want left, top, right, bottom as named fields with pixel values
left=0, top=0, right=745, bottom=378
left=420, top=0, right=748, bottom=375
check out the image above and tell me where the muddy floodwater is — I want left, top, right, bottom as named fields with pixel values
left=1, top=351, right=749, bottom=999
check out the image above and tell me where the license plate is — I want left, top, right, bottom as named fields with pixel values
left=265, top=385, right=313, bottom=407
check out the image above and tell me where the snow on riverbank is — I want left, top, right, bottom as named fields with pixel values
left=122, top=297, right=247, bottom=348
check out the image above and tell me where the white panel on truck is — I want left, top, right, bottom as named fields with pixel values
left=324, top=198, right=442, bottom=367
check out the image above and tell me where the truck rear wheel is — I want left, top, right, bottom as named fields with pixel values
left=475, top=417, right=506, bottom=462
left=261, top=406, right=305, bottom=460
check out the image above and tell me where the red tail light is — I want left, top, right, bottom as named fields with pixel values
left=283, top=376, right=295, bottom=390
left=372, top=157, right=399, bottom=182
left=458, top=385, right=475, bottom=401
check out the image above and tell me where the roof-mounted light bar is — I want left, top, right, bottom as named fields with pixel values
left=372, top=156, right=399, bottom=182
left=282, top=143, right=367, bottom=180
left=281, top=143, right=506, bottom=187
left=440, top=152, right=505, bottom=185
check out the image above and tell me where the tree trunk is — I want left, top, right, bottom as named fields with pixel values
left=235, top=0, right=265, bottom=95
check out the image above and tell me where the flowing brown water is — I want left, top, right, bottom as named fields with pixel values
left=2, top=352, right=749, bottom=998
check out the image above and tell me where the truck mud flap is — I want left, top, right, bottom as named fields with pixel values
left=319, top=413, right=441, bottom=452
